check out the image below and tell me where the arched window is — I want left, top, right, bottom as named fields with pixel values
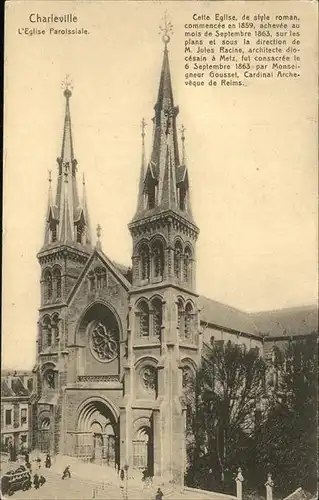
left=76, top=223, right=84, bottom=244
left=52, top=314, right=59, bottom=344
left=50, top=221, right=58, bottom=243
left=183, top=247, right=192, bottom=283
left=137, top=301, right=149, bottom=337
left=44, top=369, right=55, bottom=389
left=147, top=178, right=156, bottom=209
left=44, top=271, right=53, bottom=301
left=140, top=244, right=150, bottom=281
left=179, top=185, right=186, bottom=211
left=42, top=316, right=52, bottom=347
left=53, top=268, right=62, bottom=298
left=151, top=298, right=162, bottom=338
left=184, top=303, right=194, bottom=341
left=88, top=271, right=95, bottom=291
left=95, top=267, right=106, bottom=289
left=100, top=268, right=107, bottom=288
left=174, top=241, right=182, bottom=280
left=152, top=241, right=164, bottom=279
left=177, top=299, right=184, bottom=336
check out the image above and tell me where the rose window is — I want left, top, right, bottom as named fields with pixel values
left=90, top=321, right=118, bottom=362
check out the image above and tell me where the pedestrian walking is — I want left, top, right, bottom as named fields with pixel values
left=39, top=475, right=46, bottom=487
left=62, top=465, right=71, bottom=479
left=155, top=487, right=164, bottom=500
left=45, top=453, right=51, bottom=468
left=119, top=468, right=125, bottom=488
left=33, top=472, right=40, bottom=490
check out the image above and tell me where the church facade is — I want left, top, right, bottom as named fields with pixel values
left=33, top=33, right=317, bottom=484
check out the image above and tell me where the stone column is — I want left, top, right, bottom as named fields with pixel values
left=235, top=467, right=244, bottom=500
left=152, top=409, right=161, bottom=477
left=265, top=473, right=274, bottom=500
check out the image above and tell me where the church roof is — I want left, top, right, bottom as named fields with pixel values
left=1, top=379, right=14, bottom=397
left=1, top=376, right=32, bottom=398
left=199, top=295, right=258, bottom=336
left=250, top=305, right=318, bottom=338
left=199, top=295, right=318, bottom=338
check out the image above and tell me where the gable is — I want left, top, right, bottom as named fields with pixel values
left=67, top=248, right=131, bottom=306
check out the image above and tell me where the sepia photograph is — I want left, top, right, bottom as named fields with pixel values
left=2, top=1, right=318, bottom=499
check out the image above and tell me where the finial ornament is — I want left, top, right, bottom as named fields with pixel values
left=141, top=118, right=147, bottom=142
left=159, top=11, right=173, bottom=47
left=48, top=169, right=52, bottom=184
left=96, top=224, right=102, bottom=240
left=180, top=124, right=186, bottom=142
left=61, top=74, right=73, bottom=98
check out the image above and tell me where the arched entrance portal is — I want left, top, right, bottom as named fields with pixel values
left=76, top=399, right=119, bottom=468
left=133, top=427, right=154, bottom=476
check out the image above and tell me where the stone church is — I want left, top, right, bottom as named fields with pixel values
left=33, top=33, right=317, bottom=484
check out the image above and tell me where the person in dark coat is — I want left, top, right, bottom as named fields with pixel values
left=62, top=465, right=71, bottom=479
left=39, top=475, right=46, bottom=487
left=45, top=453, right=51, bottom=468
left=24, top=451, right=30, bottom=464
left=33, top=473, right=40, bottom=489
left=155, top=488, right=164, bottom=500
left=119, top=468, right=125, bottom=488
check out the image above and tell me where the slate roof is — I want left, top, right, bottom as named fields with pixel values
left=199, top=295, right=258, bottom=336
left=251, top=305, right=318, bottom=338
left=1, top=379, right=14, bottom=397
left=199, top=296, right=318, bottom=338
left=11, top=378, right=30, bottom=396
left=1, top=374, right=32, bottom=398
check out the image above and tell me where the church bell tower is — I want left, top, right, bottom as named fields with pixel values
left=35, top=79, right=92, bottom=453
left=125, top=16, right=200, bottom=484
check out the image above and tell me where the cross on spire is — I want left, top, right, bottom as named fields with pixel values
left=159, top=11, right=173, bottom=47
left=61, top=74, right=73, bottom=98
left=48, top=169, right=52, bottom=184
left=141, top=118, right=147, bottom=141
left=96, top=224, right=102, bottom=239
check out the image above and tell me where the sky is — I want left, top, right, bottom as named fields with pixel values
left=3, top=1, right=318, bottom=370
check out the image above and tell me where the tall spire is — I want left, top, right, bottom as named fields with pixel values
left=42, top=78, right=91, bottom=249
left=131, top=14, right=194, bottom=223
left=135, top=118, right=147, bottom=214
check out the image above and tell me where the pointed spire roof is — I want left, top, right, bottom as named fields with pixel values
left=131, top=17, right=195, bottom=225
left=42, top=78, right=92, bottom=250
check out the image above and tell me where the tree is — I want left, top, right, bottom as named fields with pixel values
left=256, top=335, right=317, bottom=496
left=186, top=340, right=266, bottom=490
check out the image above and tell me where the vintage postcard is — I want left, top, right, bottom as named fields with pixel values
left=2, top=1, right=318, bottom=499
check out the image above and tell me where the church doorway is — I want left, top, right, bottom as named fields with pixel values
left=38, top=417, right=51, bottom=453
left=76, top=398, right=119, bottom=468
left=133, top=427, right=154, bottom=476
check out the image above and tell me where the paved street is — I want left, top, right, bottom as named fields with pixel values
left=1, top=460, right=125, bottom=500
left=0, top=457, right=236, bottom=500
